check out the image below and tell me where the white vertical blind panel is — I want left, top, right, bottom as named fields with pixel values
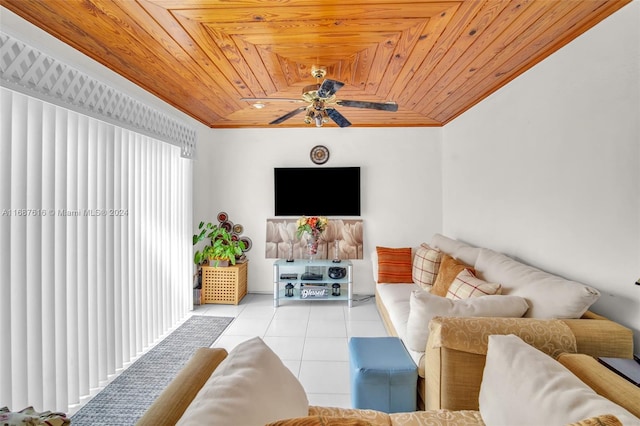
left=76, top=115, right=90, bottom=403
left=138, top=136, right=146, bottom=353
left=10, top=92, right=29, bottom=408
left=143, top=138, right=151, bottom=349
left=53, top=107, right=69, bottom=410
left=148, top=143, right=156, bottom=341
left=41, top=103, right=57, bottom=411
left=133, top=132, right=140, bottom=358
left=126, top=132, right=135, bottom=361
left=39, top=104, right=54, bottom=409
left=185, top=158, right=193, bottom=311
left=104, top=124, right=116, bottom=380
left=0, top=90, right=13, bottom=407
left=86, top=120, right=99, bottom=392
left=96, top=123, right=107, bottom=385
left=26, top=98, right=44, bottom=411
left=65, top=112, right=79, bottom=406
left=165, top=148, right=172, bottom=325
left=112, top=130, right=123, bottom=372
left=1, top=88, right=192, bottom=413
left=144, top=139, right=152, bottom=349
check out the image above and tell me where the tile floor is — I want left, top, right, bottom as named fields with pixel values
left=192, top=293, right=388, bottom=408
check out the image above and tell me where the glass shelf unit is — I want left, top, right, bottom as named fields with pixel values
left=273, top=259, right=352, bottom=308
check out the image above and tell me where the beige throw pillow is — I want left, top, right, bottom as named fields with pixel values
left=475, top=248, right=600, bottom=318
left=405, top=290, right=529, bottom=352
left=479, top=335, right=639, bottom=425
left=446, top=268, right=502, bottom=299
left=412, top=243, right=442, bottom=290
left=430, top=254, right=474, bottom=297
left=177, top=337, right=309, bottom=425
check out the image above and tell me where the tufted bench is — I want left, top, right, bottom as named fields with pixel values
left=348, top=337, right=418, bottom=413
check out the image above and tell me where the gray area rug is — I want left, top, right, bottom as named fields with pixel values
left=71, top=315, right=233, bottom=426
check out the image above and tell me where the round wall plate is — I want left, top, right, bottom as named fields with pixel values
left=310, top=145, right=330, bottom=164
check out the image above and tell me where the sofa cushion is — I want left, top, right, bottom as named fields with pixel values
left=375, top=246, right=413, bottom=283
left=374, top=284, right=425, bottom=376
left=405, top=290, right=529, bottom=352
left=430, top=234, right=482, bottom=267
left=479, top=335, right=639, bottom=425
left=412, top=243, right=442, bottom=290
left=430, top=254, right=475, bottom=297
left=446, top=268, right=502, bottom=300
left=177, top=337, right=309, bottom=425
left=475, top=248, right=600, bottom=318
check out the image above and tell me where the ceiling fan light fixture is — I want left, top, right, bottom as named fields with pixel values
left=304, top=108, right=314, bottom=124
left=248, top=68, right=398, bottom=128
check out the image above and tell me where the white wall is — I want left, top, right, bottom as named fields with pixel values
left=193, top=127, right=442, bottom=295
left=443, top=2, right=640, bottom=346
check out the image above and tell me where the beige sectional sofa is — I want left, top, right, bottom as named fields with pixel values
left=374, top=234, right=634, bottom=410
left=135, top=233, right=637, bottom=425
left=137, top=335, right=640, bottom=425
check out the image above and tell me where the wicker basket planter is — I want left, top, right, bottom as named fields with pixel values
left=201, top=261, right=248, bottom=305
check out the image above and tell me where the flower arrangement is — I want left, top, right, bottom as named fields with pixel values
left=296, top=216, right=328, bottom=239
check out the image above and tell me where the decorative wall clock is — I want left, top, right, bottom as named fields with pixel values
left=310, top=145, right=330, bottom=164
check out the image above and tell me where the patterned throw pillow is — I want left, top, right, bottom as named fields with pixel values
left=412, top=243, right=442, bottom=290
left=446, top=268, right=502, bottom=299
left=376, top=246, right=413, bottom=283
left=430, top=254, right=475, bottom=296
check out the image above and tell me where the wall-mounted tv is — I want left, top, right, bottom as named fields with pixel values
left=274, top=167, right=361, bottom=216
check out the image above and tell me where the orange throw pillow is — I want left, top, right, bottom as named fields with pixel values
left=430, top=254, right=475, bottom=296
left=376, top=246, right=413, bottom=283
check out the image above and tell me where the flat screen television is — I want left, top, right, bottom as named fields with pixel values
left=274, top=167, right=361, bottom=216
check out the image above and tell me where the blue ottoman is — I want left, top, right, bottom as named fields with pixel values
left=349, top=337, right=417, bottom=413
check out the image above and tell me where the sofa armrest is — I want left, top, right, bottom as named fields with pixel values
left=309, top=406, right=391, bottom=425
left=557, top=353, right=640, bottom=418
left=136, top=347, right=228, bottom=426
left=563, top=314, right=633, bottom=358
left=425, top=316, right=577, bottom=411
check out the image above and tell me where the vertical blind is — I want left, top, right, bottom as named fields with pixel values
left=0, top=87, right=193, bottom=413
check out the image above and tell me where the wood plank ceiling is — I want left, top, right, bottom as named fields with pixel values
left=1, top=0, right=631, bottom=128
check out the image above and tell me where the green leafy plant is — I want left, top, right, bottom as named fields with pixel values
left=193, top=221, right=246, bottom=266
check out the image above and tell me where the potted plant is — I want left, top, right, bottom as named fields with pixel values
left=193, top=221, right=246, bottom=267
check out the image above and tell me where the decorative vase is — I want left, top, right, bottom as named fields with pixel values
left=286, top=240, right=294, bottom=262
left=306, top=235, right=319, bottom=261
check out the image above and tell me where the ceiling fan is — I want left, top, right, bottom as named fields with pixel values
left=241, top=67, right=398, bottom=128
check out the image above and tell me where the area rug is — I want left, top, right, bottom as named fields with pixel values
left=71, top=315, right=233, bottom=426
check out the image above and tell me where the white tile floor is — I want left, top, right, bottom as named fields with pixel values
left=192, top=293, right=388, bottom=408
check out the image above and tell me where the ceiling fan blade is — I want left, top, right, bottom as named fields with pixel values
left=326, top=108, right=351, bottom=128
left=336, top=100, right=398, bottom=112
left=269, top=107, right=307, bottom=125
left=241, top=97, right=304, bottom=103
left=317, top=79, right=345, bottom=98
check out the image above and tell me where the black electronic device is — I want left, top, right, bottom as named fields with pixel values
left=328, top=267, right=346, bottom=279
left=301, top=272, right=323, bottom=281
left=280, top=273, right=298, bottom=280
left=274, top=167, right=361, bottom=216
